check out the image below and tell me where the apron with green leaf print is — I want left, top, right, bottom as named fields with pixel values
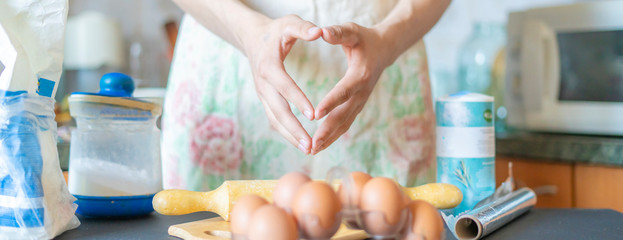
left=161, top=0, right=436, bottom=191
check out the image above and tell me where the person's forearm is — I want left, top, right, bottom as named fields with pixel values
left=172, top=0, right=270, bottom=52
left=374, top=0, right=451, bottom=66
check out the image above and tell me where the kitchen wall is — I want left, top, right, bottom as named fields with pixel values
left=65, top=0, right=594, bottom=97
left=424, top=0, right=591, bottom=100
left=66, top=0, right=183, bottom=89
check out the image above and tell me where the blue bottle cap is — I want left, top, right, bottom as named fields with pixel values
left=99, top=72, right=135, bottom=97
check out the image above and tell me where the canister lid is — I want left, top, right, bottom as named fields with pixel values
left=68, top=73, right=161, bottom=119
left=437, top=91, right=494, bottom=102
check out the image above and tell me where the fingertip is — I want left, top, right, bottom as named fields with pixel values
left=321, top=27, right=335, bottom=42
left=323, top=24, right=358, bottom=46
left=308, top=27, right=321, bottom=36
left=314, top=109, right=327, bottom=120
left=313, top=139, right=324, bottom=152
left=298, top=143, right=309, bottom=154
left=304, top=110, right=314, bottom=120
left=322, top=27, right=333, bottom=36
left=310, top=136, right=324, bottom=154
left=299, top=138, right=311, bottom=149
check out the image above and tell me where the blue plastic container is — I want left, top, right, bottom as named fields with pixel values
left=74, top=194, right=156, bottom=218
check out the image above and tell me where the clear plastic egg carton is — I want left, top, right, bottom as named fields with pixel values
left=230, top=167, right=442, bottom=240
left=325, top=167, right=417, bottom=240
left=295, top=212, right=344, bottom=240
left=326, top=167, right=443, bottom=240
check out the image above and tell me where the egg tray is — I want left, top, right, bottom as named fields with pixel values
left=236, top=167, right=434, bottom=240
left=323, top=167, right=426, bottom=240
left=223, top=167, right=443, bottom=240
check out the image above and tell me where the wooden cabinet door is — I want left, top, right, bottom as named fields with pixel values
left=575, top=164, right=623, bottom=212
left=496, top=156, right=573, bottom=208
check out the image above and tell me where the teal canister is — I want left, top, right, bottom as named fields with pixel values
left=436, top=92, right=495, bottom=214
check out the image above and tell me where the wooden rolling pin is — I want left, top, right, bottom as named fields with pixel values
left=153, top=181, right=462, bottom=221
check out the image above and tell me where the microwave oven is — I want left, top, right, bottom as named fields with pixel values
left=505, top=1, right=623, bottom=136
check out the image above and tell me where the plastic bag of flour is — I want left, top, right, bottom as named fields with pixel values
left=0, top=0, right=80, bottom=239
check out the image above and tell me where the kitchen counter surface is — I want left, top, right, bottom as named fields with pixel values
left=496, top=132, right=623, bottom=166
left=55, top=208, right=623, bottom=239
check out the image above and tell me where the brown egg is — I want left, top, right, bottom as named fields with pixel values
left=360, top=177, right=408, bottom=236
left=230, top=195, right=269, bottom=236
left=403, top=200, right=444, bottom=240
left=291, top=181, right=342, bottom=239
left=337, top=171, right=372, bottom=208
left=247, top=205, right=298, bottom=240
left=273, top=172, right=312, bottom=211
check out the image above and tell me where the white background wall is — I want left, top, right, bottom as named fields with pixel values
left=67, top=0, right=595, bottom=93
left=424, top=0, right=592, bottom=100
left=67, top=0, right=183, bottom=88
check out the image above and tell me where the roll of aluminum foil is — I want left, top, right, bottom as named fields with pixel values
left=454, top=187, right=537, bottom=240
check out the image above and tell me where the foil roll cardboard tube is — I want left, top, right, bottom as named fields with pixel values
left=455, top=188, right=537, bottom=240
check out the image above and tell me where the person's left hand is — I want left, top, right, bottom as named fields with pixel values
left=310, top=22, right=396, bottom=154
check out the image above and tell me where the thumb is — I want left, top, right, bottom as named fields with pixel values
left=321, top=23, right=360, bottom=47
left=283, top=17, right=322, bottom=41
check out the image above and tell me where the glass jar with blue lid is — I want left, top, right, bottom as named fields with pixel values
left=67, top=73, right=162, bottom=218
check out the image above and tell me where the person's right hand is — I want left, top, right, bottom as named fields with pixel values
left=241, top=15, right=322, bottom=154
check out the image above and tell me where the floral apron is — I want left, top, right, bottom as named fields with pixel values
left=162, top=0, right=436, bottom=191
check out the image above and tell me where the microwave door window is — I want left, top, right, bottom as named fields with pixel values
left=558, top=30, right=623, bottom=102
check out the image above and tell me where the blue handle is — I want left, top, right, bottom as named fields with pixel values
left=99, top=73, right=135, bottom=97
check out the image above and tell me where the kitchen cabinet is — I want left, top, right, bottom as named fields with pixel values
left=574, top=165, right=623, bottom=212
left=495, top=157, right=573, bottom=208
left=496, top=156, right=623, bottom=212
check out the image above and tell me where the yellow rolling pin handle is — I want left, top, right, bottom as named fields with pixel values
left=153, top=180, right=277, bottom=221
left=152, top=189, right=218, bottom=216
left=153, top=181, right=461, bottom=221
left=403, top=183, right=463, bottom=209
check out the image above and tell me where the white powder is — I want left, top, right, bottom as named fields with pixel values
left=68, top=158, right=161, bottom=196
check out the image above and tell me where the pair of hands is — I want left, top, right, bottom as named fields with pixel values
left=243, top=15, right=394, bottom=155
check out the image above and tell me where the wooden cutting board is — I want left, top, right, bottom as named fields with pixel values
left=169, top=217, right=369, bottom=240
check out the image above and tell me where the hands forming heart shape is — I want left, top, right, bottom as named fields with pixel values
left=243, top=15, right=394, bottom=155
